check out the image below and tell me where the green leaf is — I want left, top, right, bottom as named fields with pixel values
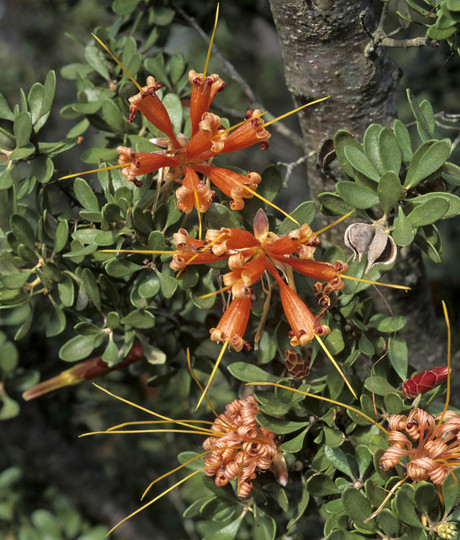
left=162, top=93, right=182, bottom=134
left=281, top=428, right=309, bottom=453
left=413, top=482, right=437, bottom=514
left=333, top=129, right=363, bottom=178
left=406, top=197, right=449, bottom=227
left=377, top=171, right=402, bottom=214
left=73, top=178, right=100, bottom=212
left=0, top=92, right=14, bottom=121
left=85, top=45, right=111, bottom=81
left=259, top=164, right=282, bottom=202
left=324, top=446, right=354, bottom=477
left=203, top=512, right=245, bottom=540
left=0, top=392, right=20, bottom=420
left=443, top=161, right=460, bottom=185
left=392, top=207, right=415, bottom=246
left=13, top=111, right=33, bottom=147
left=102, top=339, right=118, bottom=364
left=112, top=0, right=141, bottom=15
left=30, top=156, right=54, bottom=184
left=46, top=299, right=66, bottom=337
left=355, top=446, right=372, bottom=478
left=363, top=123, right=385, bottom=174
left=442, top=467, right=460, bottom=514
left=39, top=70, right=56, bottom=119
left=227, top=362, right=279, bottom=383
left=410, top=192, right=460, bottom=219
left=404, top=139, right=452, bottom=188
left=101, top=99, right=126, bottom=132
left=394, top=488, right=424, bottom=528
left=378, top=127, right=402, bottom=173
left=28, top=82, right=44, bottom=125
left=384, top=392, right=405, bottom=414
left=393, top=119, right=413, bottom=162
left=206, top=203, right=241, bottom=229
left=277, top=201, right=316, bottom=235
left=368, top=314, right=406, bottom=332
left=256, top=413, right=308, bottom=435
left=389, top=335, right=408, bottom=381
left=377, top=509, right=400, bottom=537
left=106, top=258, right=144, bottom=278
left=406, top=89, right=433, bottom=141
left=81, top=268, right=101, bottom=311
left=253, top=508, right=276, bottom=540
left=0, top=169, right=13, bottom=190
left=169, top=53, right=185, bottom=85
left=121, top=310, right=156, bottom=329
left=318, top=192, right=354, bottom=215
left=53, top=220, right=69, bottom=254
left=344, top=145, right=380, bottom=181
left=306, top=473, right=341, bottom=496
left=10, top=214, right=35, bottom=248
left=341, top=487, right=376, bottom=529
left=364, top=376, right=397, bottom=396
left=336, top=181, right=380, bottom=209
left=159, top=273, right=177, bottom=298
left=59, top=334, right=99, bottom=362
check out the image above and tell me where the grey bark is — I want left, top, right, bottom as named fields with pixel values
left=268, top=0, right=445, bottom=368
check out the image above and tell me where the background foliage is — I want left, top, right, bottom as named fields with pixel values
left=1, top=0, right=460, bottom=539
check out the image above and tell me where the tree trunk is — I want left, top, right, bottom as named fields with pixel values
left=268, top=0, right=445, bottom=369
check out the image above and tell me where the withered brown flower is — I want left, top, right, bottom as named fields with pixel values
left=203, top=394, right=287, bottom=497
left=380, top=407, right=460, bottom=485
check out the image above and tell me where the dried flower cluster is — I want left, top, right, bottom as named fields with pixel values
left=380, top=407, right=460, bottom=484
left=203, top=394, right=286, bottom=497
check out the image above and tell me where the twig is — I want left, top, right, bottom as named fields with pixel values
left=277, top=154, right=309, bottom=187
left=360, top=8, right=439, bottom=57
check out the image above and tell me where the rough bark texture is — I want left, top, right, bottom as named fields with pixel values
left=268, top=0, right=445, bottom=368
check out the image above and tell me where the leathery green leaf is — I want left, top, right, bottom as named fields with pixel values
left=393, top=119, right=412, bottom=162
left=392, top=207, right=414, bottom=246
left=342, top=487, right=376, bottom=529
left=333, top=129, right=363, bottom=178
left=73, top=178, right=100, bottom=212
left=394, top=488, right=424, bottom=528
left=378, top=127, right=402, bottom=173
left=344, top=145, right=380, bottom=181
left=336, top=181, right=380, bottom=209
left=59, top=334, right=101, bottom=362
left=306, top=474, right=341, bottom=496
left=378, top=171, right=401, bottom=216
left=406, top=197, right=449, bottom=227
left=13, top=111, right=33, bottom=147
left=363, top=123, right=385, bottom=174
left=404, top=139, right=451, bottom=188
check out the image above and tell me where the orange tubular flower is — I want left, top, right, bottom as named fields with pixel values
left=170, top=228, right=223, bottom=271
left=116, top=71, right=271, bottom=214
left=210, top=297, right=252, bottom=352
left=23, top=343, right=144, bottom=400
left=173, top=209, right=348, bottom=349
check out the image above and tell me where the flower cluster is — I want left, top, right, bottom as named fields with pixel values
left=171, top=209, right=348, bottom=351
left=203, top=394, right=286, bottom=497
left=117, top=71, right=270, bottom=213
left=380, top=407, right=460, bottom=484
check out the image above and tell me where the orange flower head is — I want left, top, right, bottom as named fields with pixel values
left=209, top=296, right=252, bottom=352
